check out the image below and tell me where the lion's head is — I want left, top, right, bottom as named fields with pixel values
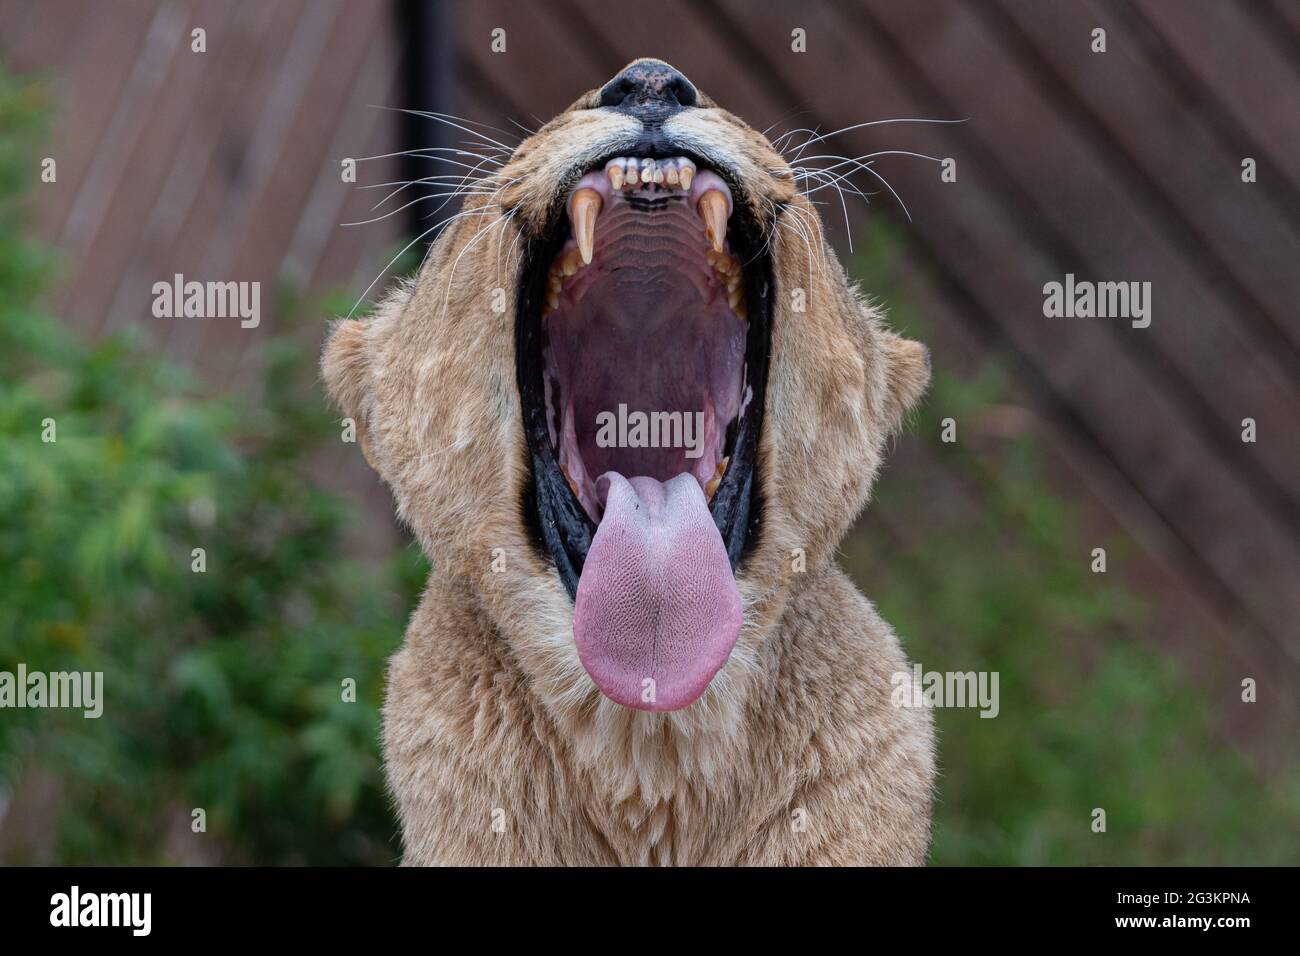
left=323, top=58, right=929, bottom=722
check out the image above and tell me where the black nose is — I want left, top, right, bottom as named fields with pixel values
left=599, top=60, right=698, bottom=123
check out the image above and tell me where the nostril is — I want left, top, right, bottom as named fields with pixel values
left=666, top=76, right=698, bottom=108
left=599, top=78, right=636, bottom=109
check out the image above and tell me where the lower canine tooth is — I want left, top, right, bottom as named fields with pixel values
left=559, top=463, right=579, bottom=499
left=697, top=189, right=728, bottom=253
left=570, top=187, right=602, bottom=265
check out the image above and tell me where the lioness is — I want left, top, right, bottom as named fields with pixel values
left=323, top=59, right=933, bottom=865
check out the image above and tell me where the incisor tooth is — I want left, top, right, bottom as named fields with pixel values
left=697, top=189, right=728, bottom=253
left=608, top=165, right=624, bottom=190
left=679, top=166, right=694, bottom=191
left=571, top=187, right=602, bottom=265
left=665, top=165, right=680, bottom=186
left=626, top=164, right=639, bottom=185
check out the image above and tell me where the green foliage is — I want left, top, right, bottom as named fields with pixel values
left=846, top=228, right=1300, bottom=865
left=0, top=71, right=421, bottom=864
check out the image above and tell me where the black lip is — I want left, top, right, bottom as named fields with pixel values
left=516, top=148, right=773, bottom=600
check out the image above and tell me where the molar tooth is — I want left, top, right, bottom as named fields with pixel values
left=570, top=187, right=602, bottom=265
left=697, top=189, right=728, bottom=253
left=706, top=457, right=729, bottom=499
left=727, top=286, right=743, bottom=311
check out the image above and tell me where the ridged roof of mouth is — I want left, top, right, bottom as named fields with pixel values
left=516, top=151, right=773, bottom=712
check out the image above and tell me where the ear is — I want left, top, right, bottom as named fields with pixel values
left=321, top=318, right=378, bottom=470
left=879, top=331, right=931, bottom=435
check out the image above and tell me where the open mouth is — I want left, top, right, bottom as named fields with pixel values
left=517, top=150, right=773, bottom=712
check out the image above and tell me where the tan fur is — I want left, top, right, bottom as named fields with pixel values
left=323, top=60, right=933, bottom=865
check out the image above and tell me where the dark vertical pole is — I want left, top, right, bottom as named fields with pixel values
left=396, top=0, right=457, bottom=248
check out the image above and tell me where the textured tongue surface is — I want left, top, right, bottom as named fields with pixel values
left=574, top=472, right=742, bottom=711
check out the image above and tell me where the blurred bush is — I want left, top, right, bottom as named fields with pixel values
left=0, top=69, right=421, bottom=864
left=846, top=230, right=1300, bottom=865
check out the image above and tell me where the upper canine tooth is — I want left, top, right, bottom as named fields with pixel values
left=570, top=187, right=602, bottom=265
left=697, top=189, right=728, bottom=253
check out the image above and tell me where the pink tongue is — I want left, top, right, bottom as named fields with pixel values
left=573, top=472, right=743, bottom=711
